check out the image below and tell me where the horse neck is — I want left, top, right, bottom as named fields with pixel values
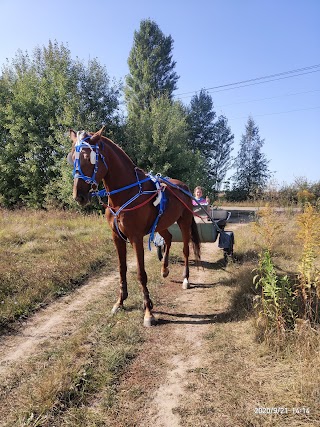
left=101, top=137, right=141, bottom=203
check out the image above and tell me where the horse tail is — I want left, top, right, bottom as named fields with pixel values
left=191, top=217, right=201, bottom=263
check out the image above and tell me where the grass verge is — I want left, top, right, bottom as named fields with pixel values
left=0, top=209, right=115, bottom=331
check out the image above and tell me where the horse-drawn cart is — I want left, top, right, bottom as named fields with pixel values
left=154, top=205, right=234, bottom=264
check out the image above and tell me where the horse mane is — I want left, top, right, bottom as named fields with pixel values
left=102, top=135, right=136, bottom=168
left=78, top=130, right=137, bottom=170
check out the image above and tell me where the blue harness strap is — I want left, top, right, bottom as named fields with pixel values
left=148, top=184, right=168, bottom=250
left=90, top=176, right=151, bottom=199
left=73, top=136, right=109, bottom=185
left=99, top=170, right=162, bottom=244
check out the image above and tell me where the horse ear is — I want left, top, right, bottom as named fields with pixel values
left=90, top=125, right=106, bottom=144
left=69, top=129, right=77, bottom=143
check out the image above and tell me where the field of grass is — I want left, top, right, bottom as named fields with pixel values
left=0, top=206, right=319, bottom=426
left=0, top=208, right=157, bottom=426
left=0, top=209, right=115, bottom=330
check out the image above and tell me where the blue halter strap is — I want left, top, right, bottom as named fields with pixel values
left=73, top=136, right=108, bottom=185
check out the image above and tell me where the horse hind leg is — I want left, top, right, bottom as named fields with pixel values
left=158, top=229, right=172, bottom=278
left=177, top=215, right=192, bottom=290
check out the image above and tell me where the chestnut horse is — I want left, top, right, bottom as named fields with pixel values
left=68, top=126, right=200, bottom=326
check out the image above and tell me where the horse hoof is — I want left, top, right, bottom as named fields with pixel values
left=111, top=303, right=122, bottom=314
left=182, top=278, right=190, bottom=290
left=162, top=267, right=169, bottom=278
left=143, top=316, right=157, bottom=327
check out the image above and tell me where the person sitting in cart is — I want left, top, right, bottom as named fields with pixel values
left=192, top=186, right=210, bottom=206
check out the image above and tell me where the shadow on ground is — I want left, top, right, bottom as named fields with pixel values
left=154, top=309, right=238, bottom=326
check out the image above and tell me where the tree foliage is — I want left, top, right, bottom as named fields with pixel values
left=187, top=90, right=234, bottom=196
left=124, top=20, right=205, bottom=191
left=187, top=89, right=216, bottom=155
left=0, top=41, right=121, bottom=208
left=231, top=116, right=271, bottom=199
left=210, top=115, right=234, bottom=192
left=125, top=19, right=179, bottom=118
left=128, top=96, right=204, bottom=188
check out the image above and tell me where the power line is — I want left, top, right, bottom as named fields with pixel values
left=176, top=70, right=320, bottom=99
left=228, top=105, right=320, bottom=120
left=174, top=64, right=320, bottom=99
left=215, top=88, right=320, bottom=108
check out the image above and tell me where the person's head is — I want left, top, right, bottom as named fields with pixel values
left=194, top=186, right=203, bottom=199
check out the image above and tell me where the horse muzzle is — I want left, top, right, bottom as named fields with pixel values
left=73, top=189, right=90, bottom=206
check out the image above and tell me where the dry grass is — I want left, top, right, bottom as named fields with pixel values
left=1, top=208, right=320, bottom=426
left=0, top=209, right=115, bottom=330
left=0, top=240, right=147, bottom=427
left=0, top=208, right=160, bottom=426
left=167, top=218, right=320, bottom=426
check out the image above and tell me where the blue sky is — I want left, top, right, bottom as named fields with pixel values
left=1, top=0, right=319, bottom=186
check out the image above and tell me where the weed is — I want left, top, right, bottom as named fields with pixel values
left=252, top=203, right=286, bottom=253
left=296, top=203, right=320, bottom=324
left=254, top=250, right=296, bottom=343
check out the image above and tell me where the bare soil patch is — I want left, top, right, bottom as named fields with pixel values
left=0, top=257, right=134, bottom=376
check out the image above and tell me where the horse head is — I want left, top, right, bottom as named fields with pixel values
left=68, top=126, right=107, bottom=206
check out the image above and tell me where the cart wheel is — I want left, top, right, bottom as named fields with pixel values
left=157, top=245, right=166, bottom=261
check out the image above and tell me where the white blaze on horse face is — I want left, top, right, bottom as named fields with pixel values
left=77, top=130, right=87, bottom=142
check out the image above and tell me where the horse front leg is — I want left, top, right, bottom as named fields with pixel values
left=158, top=229, right=172, bottom=278
left=111, top=232, right=128, bottom=314
left=132, top=237, right=156, bottom=327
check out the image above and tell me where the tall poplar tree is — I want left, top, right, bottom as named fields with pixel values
left=232, top=116, right=271, bottom=199
left=125, top=19, right=179, bottom=118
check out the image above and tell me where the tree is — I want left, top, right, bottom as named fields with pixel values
left=187, top=89, right=216, bottom=155
left=187, top=90, right=234, bottom=196
left=130, top=96, right=204, bottom=188
left=125, top=19, right=179, bottom=118
left=0, top=40, right=121, bottom=208
left=232, top=116, right=271, bottom=199
left=210, top=115, right=234, bottom=192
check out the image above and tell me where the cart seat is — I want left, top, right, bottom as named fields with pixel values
left=192, top=204, right=209, bottom=216
left=210, top=209, right=230, bottom=221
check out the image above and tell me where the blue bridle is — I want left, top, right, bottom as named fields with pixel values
left=72, top=135, right=108, bottom=186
